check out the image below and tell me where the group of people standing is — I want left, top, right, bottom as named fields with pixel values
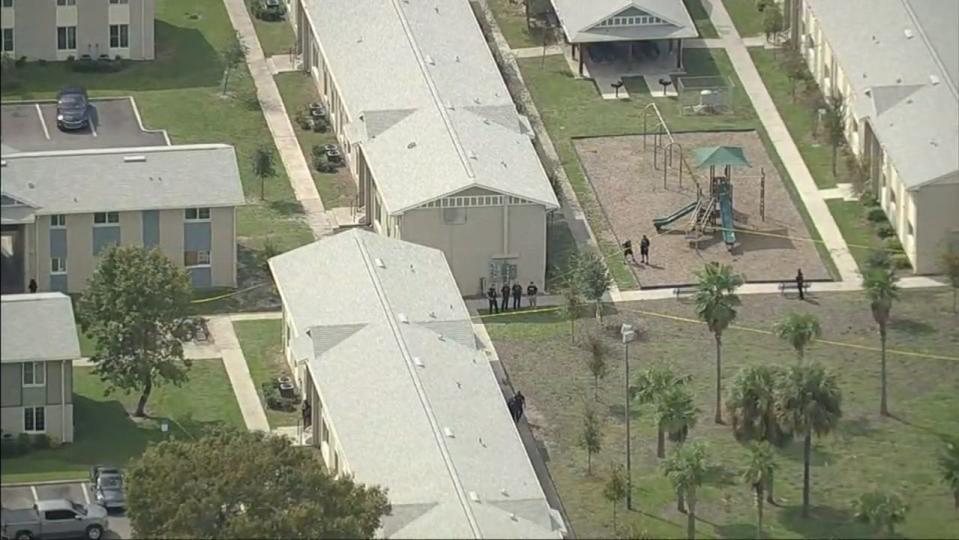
left=623, top=235, right=652, bottom=265
left=487, top=282, right=538, bottom=314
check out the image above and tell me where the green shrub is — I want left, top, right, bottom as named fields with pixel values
left=884, top=236, right=904, bottom=253
left=14, top=56, right=27, bottom=67
left=876, top=224, right=896, bottom=238
left=0, top=434, right=29, bottom=457
left=860, top=192, right=879, bottom=207
left=867, top=208, right=888, bottom=223
left=70, top=58, right=125, bottom=73
left=892, top=254, right=912, bottom=270
left=31, top=433, right=51, bottom=450
left=865, top=250, right=892, bottom=271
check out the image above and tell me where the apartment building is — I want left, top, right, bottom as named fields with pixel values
left=791, top=0, right=959, bottom=272
left=1, top=144, right=245, bottom=294
left=288, top=0, right=559, bottom=295
left=1, top=293, right=80, bottom=443
left=269, top=230, right=566, bottom=538
left=0, top=0, right=155, bottom=61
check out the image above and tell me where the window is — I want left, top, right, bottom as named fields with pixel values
left=1, top=0, right=13, bottom=8
left=51, top=257, right=67, bottom=274
left=56, top=0, right=76, bottom=5
left=44, top=510, right=75, bottom=521
left=23, top=362, right=46, bottom=386
left=184, top=207, right=211, bottom=221
left=443, top=208, right=467, bottom=225
left=1, top=28, right=12, bottom=53
left=110, top=24, right=129, bottom=48
left=24, top=407, right=45, bottom=433
left=50, top=214, right=66, bottom=228
left=93, top=212, right=120, bottom=225
left=57, top=26, right=77, bottom=50
left=184, top=250, right=211, bottom=267
left=109, top=0, right=129, bottom=4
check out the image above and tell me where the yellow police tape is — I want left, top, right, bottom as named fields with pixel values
left=476, top=304, right=959, bottom=362
left=190, top=283, right=268, bottom=304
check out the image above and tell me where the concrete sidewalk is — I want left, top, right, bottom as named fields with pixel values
left=220, top=0, right=333, bottom=239
left=701, top=0, right=861, bottom=284
left=208, top=316, right=271, bottom=432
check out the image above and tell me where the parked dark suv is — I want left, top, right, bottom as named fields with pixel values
left=56, top=87, right=90, bottom=130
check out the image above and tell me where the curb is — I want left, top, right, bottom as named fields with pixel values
left=1, top=478, right=86, bottom=488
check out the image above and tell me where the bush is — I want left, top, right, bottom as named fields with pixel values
left=14, top=56, right=27, bottom=67
left=876, top=224, right=896, bottom=238
left=37, top=58, right=47, bottom=65
left=294, top=108, right=312, bottom=130
left=31, top=433, right=51, bottom=450
left=756, top=0, right=772, bottom=11
left=865, top=250, right=892, bottom=271
left=66, top=55, right=75, bottom=62
left=867, top=208, right=888, bottom=223
left=892, top=254, right=912, bottom=270
left=49, top=436, right=63, bottom=449
left=860, top=191, right=879, bottom=207
left=70, top=58, right=125, bottom=73
left=0, top=433, right=29, bottom=457
left=884, top=236, right=904, bottom=253
left=260, top=380, right=299, bottom=412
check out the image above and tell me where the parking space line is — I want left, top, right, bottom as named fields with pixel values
left=90, top=119, right=98, bottom=137
left=35, top=104, right=51, bottom=140
left=30, top=485, right=39, bottom=502
left=82, top=482, right=91, bottom=505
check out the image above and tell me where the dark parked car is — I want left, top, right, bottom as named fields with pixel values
left=56, top=87, right=89, bottom=131
left=89, top=466, right=125, bottom=510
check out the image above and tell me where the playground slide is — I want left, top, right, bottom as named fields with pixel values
left=718, top=188, right=736, bottom=246
left=653, top=200, right=699, bottom=231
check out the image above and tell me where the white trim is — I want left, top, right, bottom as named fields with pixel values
left=23, top=406, right=46, bottom=434
left=22, top=361, right=46, bottom=387
left=50, top=256, right=67, bottom=274
left=184, top=207, right=211, bottom=222
left=92, top=211, right=120, bottom=226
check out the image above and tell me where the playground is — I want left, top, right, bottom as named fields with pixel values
left=574, top=129, right=831, bottom=288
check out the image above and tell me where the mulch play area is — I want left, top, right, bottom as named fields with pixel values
left=574, top=130, right=831, bottom=288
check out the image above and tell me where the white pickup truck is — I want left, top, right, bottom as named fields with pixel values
left=1, top=499, right=108, bottom=540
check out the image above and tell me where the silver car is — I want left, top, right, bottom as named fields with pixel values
left=89, top=466, right=125, bottom=510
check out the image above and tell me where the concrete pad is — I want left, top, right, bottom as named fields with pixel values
left=819, top=183, right=858, bottom=202
left=0, top=486, right=36, bottom=508
left=643, top=75, right=679, bottom=97
left=35, top=482, right=87, bottom=503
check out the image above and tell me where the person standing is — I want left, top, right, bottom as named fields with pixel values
left=622, top=239, right=636, bottom=264
left=487, top=286, right=499, bottom=314
left=795, top=268, right=805, bottom=300
left=501, top=283, right=512, bottom=312
left=512, top=282, right=523, bottom=309
left=28, top=278, right=38, bottom=293
left=527, top=281, right=539, bottom=307
left=640, top=235, right=651, bottom=264
left=514, top=391, right=526, bottom=420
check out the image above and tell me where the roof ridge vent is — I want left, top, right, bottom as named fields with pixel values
left=930, top=74, right=941, bottom=86
left=123, top=155, right=147, bottom=163
left=443, top=427, right=454, bottom=438
left=500, top=488, right=509, bottom=496
left=468, top=491, right=480, bottom=503
left=407, top=141, right=417, bottom=149
left=374, top=257, right=386, bottom=268
left=903, top=28, right=914, bottom=39
left=468, top=150, right=477, bottom=160
left=413, top=356, right=425, bottom=367
left=426, top=55, right=435, bottom=66
left=397, top=313, right=409, bottom=324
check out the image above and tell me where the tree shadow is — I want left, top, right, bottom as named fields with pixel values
left=715, top=522, right=759, bottom=539
left=838, top=415, right=882, bottom=441
left=888, top=412, right=952, bottom=440
left=779, top=439, right=836, bottom=466
left=889, top=317, right=937, bottom=336
left=703, top=463, right=738, bottom=487
left=267, top=199, right=306, bottom=215
left=777, top=504, right=879, bottom=539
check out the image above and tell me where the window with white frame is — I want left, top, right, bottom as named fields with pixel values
left=1, top=0, right=13, bottom=8
left=23, top=362, right=46, bottom=387
left=57, top=26, right=77, bottom=50
left=110, top=24, right=129, bottom=48
left=598, top=15, right=662, bottom=27
left=93, top=212, right=120, bottom=225
left=109, top=0, right=129, bottom=4
left=24, top=407, right=45, bottom=433
left=184, top=250, right=211, bottom=267
left=51, top=257, right=67, bottom=274
left=50, top=214, right=66, bottom=228
left=1, top=28, right=12, bottom=54
left=57, top=0, right=76, bottom=5
left=185, top=208, right=211, bottom=221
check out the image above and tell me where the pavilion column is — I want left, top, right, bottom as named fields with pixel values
left=676, top=39, right=683, bottom=69
left=579, top=43, right=586, bottom=76
left=572, top=43, right=577, bottom=60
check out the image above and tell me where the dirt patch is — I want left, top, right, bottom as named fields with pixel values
left=574, top=131, right=830, bottom=287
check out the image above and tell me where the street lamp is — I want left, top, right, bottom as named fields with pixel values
left=621, top=323, right=637, bottom=510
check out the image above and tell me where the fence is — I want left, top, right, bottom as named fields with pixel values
left=677, top=75, right=735, bottom=116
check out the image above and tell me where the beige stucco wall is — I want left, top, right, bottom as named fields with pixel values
left=210, top=206, right=237, bottom=288
left=65, top=213, right=95, bottom=293
left=127, top=0, right=155, bottom=60
left=400, top=202, right=548, bottom=295
left=913, top=179, right=959, bottom=274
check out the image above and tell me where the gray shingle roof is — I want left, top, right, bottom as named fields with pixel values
left=269, top=230, right=562, bottom=539
left=1, top=293, right=80, bottom=363
left=806, top=0, right=959, bottom=189
left=300, top=0, right=559, bottom=214
left=0, top=144, right=246, bottom=216
left=550, top=0, right=698, bottom=43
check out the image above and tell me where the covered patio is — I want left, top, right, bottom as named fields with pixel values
left=549, top=0, right=700, bottom=97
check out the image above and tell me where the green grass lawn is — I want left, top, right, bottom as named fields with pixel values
left=233, top=319, right=300, bottom=428
left=246, top=5, right=296, bottom=57
left=827, top=200, right=884, bottom=272
left=1, top=0, right=314, bottom=311
left=274, top=72, right=358, bottom=208
left=487, top=0, right=552, bottom=50
left=0, top=361, right=243, bottom=483
left=686, top=0, right=720, bottom=39
left=518, top=49, right=756, bottom=289
left=723, top=0, right=765, bottom=37
left=487, top=289, right=959, bottom=539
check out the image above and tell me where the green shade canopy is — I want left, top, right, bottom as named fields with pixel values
left=693, top=146, right=751, bottom=169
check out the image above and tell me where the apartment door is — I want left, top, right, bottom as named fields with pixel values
left=0, top=224, right=25, bottom=294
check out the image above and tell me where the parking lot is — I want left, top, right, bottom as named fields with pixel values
left=0, top=97, right=169, bottom=153
left=1, top=482, right=130, bottom=539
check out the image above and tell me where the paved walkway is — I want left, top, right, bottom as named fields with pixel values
left=512, top=44, right=563, bottom=59
left=208, top=315, right=272, bottom=432
left=819, top=183, right=858, bottom=201
left=267, top=53, right=301, bottom=74
left=220, top=0, right=333, bottom=239
left=700, top=0, right=862, bottom=284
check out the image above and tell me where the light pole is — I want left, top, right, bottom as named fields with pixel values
left=621, top=323, right=637, bottom=510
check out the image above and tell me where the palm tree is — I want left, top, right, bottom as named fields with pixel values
left=940, top=437, right=959, bottom=510
left=727, top=365, right=791, bottom=503
left=774, top=313, right=822, bottom=361
left=634, top=365, right=692, bottom=458
left=862, top=267, right=899, bottom=416
left=694, top=262, right=744, bottom=424
left=853, top=491, right=908, bottom=535
left=743, top=442, right=778, bottom=539
left=659, top=385, right=699, bottom=448
left=663, top=441, right=708, bottom=539
left=776, top=363, right=843, bottom=518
